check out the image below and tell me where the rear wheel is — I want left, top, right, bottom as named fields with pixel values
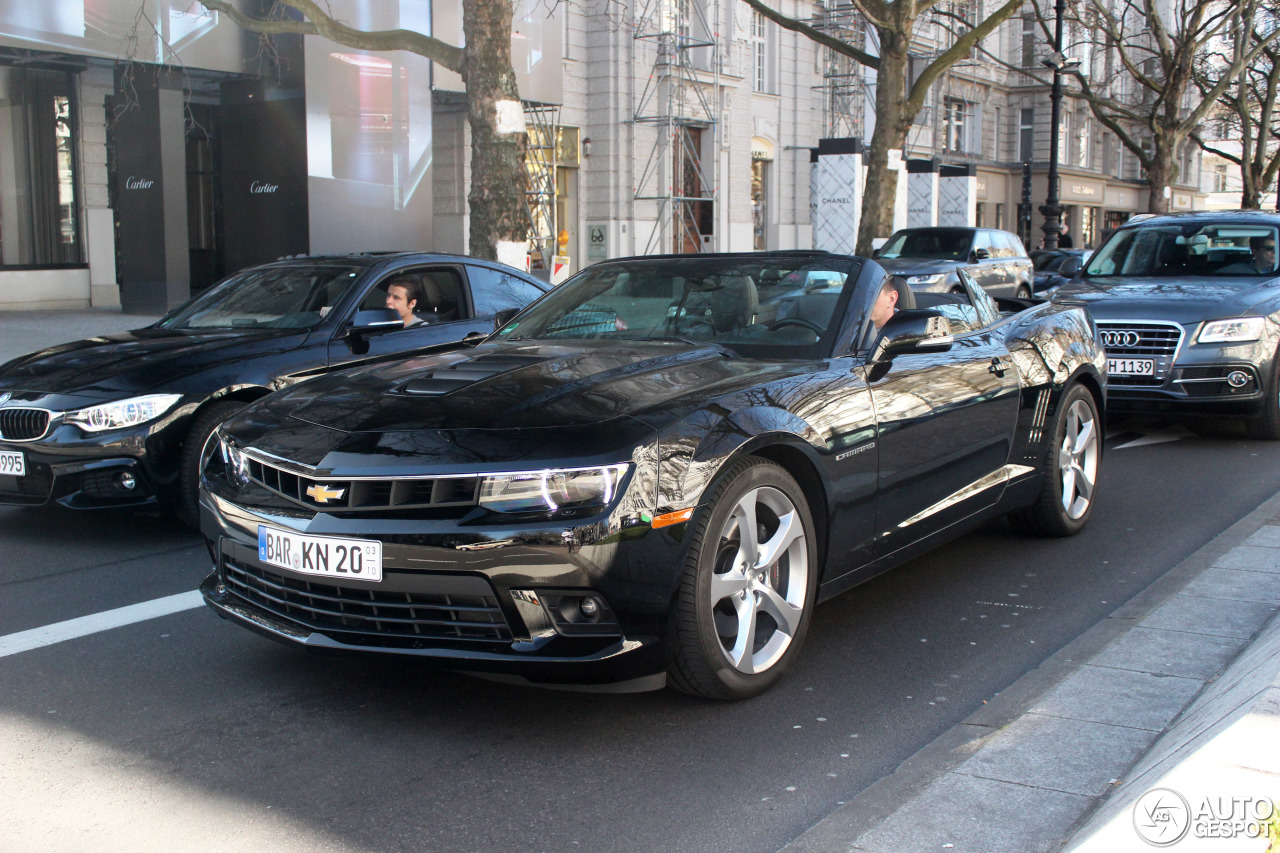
left=1246, top=353, right=1280, bottom=440
left=668, top=457, right=818, bottom=700
left=1008, top=383, right=1099, bottom=537
left=175, top=399, right=246, bottom=527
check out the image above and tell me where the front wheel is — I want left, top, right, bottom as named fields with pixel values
left=175, top=399, right=246, bottom=527
left=668, top=457, right=818, bottom=700
left=1015, top=285, right=1032, bottom=299
left=1246, top=353, right=1280, bottom=440
left=1008, top=383, right=1100, bottom=537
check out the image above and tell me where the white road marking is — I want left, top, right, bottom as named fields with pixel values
left=1111, top=425, right=1196, bottom=450
left=0, top=591, right=204, bottom=658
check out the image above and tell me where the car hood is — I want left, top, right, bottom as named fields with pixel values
left=265, top=339, right=801, bottom=434
left=1054, top=276, right=1280, bottom=321
left=874, top=258, right=962, bottom=276
left=0, top=327, right=310, bottom=402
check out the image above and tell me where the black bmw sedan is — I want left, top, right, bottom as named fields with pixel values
left=199, top=251, right=1105, bottom=699
left=0, top=253, right=547, bottom=523
left=1052, top=211, right=1280, bottom=438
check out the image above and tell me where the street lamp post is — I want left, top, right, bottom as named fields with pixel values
left=1039, top=0, right=1076, bottom=251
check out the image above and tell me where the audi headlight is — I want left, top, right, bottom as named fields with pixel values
left=65, top=393, right=183, bottom=432
left=1197, top=317, right=1265, bottom=344
left=218, top=432, right=252, bottom=487
left=479, top=465, right=629, bottom=515
left=904, top=274, right=944, bottom=286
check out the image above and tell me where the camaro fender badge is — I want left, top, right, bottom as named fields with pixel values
left=305, top=483, right=346, bottom=503
left=835, top=442, right=876, bottom=461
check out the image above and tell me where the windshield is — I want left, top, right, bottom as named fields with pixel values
left=498, top=256, right=856, bottom=358
left=1085, top=223, right=1279, bottom=279
left=158, top=263, right=367, bottom=330
left=877, top=229, right=973, bottom=261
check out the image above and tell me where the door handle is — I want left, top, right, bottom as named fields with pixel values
left=989, top=357, right=1012, bottom=376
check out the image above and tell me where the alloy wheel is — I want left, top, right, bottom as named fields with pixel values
left=708, top=485, right=809, bottom=674
left=1059, top=398, right=1098, bottom=519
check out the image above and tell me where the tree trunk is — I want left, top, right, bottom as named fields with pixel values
left=463, top=0, right=527, bottom=262
left=1242, top=183, right=1262, bottom=210
left=1146, top=142, right=1177, bottom=214
left=855, top=32, right=911, bottom=257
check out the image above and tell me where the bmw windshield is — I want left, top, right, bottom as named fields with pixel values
left=497, top=255, right=858, bottom=359
left=157, top=263, right=368, bottom=330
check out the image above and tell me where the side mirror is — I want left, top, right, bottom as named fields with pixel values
left=493, top=308, right=520, bottom=331
left=871, top=309, right=954, bottom=362
left=346, top=308, right=404, bottom=337
left=973, top=247, right=990, bottom=261
left=1059, top=256, right=1082, bottom=277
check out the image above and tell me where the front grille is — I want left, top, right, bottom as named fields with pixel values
left=0, top=465, right=52, bottom=503
left=222, top=553, right=513, bottom=644
left=1099, top=321, right=1184, bottom=388
left=247, top=455, right=481, bottom=514
left=0, top=408, right=51, bottom=441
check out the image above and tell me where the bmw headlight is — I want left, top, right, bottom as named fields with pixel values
left=479, top=465, right=629, bottom=515
left=65, top=393, right=183, bottom=432
left=218, top=432, right=252, bottom=487
left=1197, top=317, right=1266, bottom=344
left=904, top=274, right=944, bottom=286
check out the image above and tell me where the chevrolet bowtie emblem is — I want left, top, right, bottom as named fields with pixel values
left=305, top=483, right=346, bottom=504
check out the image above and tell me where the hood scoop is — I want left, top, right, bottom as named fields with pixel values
left=400, top=354, right=547, bottom=396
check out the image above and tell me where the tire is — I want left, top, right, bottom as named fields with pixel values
left=1015, top=285, right=1032, bottom=299
left=1246, top=354, right=1280, bottom=440
left=1008, top=383, right=1100, bottom=537
left=668, top=457, right=819, bottom=700
left=175, top=399, right=246, bottom=528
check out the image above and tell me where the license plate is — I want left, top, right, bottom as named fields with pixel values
left=1108, top=357, right=1155, bottom=376
left=0, top=450, right=24, bottom=477
left=258, top=525, right=383, bottom=581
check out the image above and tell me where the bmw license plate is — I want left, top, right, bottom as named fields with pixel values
left=1107, top=358, right=1155, bottom=376
left=0, top=450, right=24, bottom=477
left=258, top=525, right=383, bottom=581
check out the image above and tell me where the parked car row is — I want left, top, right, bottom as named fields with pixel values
left=5, top=208, right=1275, bottom=700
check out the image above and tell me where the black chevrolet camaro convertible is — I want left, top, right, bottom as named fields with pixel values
left=199, top=251, right=1106, bottom=699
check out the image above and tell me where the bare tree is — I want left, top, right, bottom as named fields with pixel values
left=744, top=0, right=1024, bottom=255
left=1062, top=0, right=1280, bottom=213
left=1194, top=11, right=1280, bottom=208
left=200, top=0, right=527, bottom=261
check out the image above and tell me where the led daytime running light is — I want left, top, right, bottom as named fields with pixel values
left=66, top=394, right=183, bottom=432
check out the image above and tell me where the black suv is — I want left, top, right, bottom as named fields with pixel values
left=874, top=227, right=1034, bottom=298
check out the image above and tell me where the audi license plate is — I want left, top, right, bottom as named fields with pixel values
left=0, top=450, right=24, bottom=477
left=258, top=525, right=382, bottom=581
left=1108, top=358, right=1155, bottom=376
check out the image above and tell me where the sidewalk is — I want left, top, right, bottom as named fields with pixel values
left=785, top=490, right=1280, bottom=853
left=0, top=308, right=161, bottom=365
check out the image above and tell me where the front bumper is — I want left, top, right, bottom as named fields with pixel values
left=1100, top=321, right=1275, bottom=417
left=0, top=423, right=178, bottom=508
left=197, top=489, right=683, bottom=689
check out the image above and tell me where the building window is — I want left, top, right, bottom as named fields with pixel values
left=1214, top=164, right=1228, bottom=193
left=1021, top=15, right=1037, bottom=68
left=943, top=97, right=969, bottom=152
left=1019, top=108, right=1034, bottom=162
left=750, top=11, right=775, bottom=94
left=995, top=202, right=1006, bottom=230
left=991, top=105, right=1002, bottom=159
left=0, top=66, right=83, bottom=266
left=1059, top=111, right=1071, bottom=164
left=1078, top=115, right=1092, bottom=169
left=975, top=201, right=985, bottom=227
left=751, top=157, right=768, bottom=250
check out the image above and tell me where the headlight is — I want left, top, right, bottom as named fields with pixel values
left=1197, top=317, right=1266, bottom=344
left=218, top=432, right=252, bottom=487
left=65, top=393, right=183, bottom=432
left=904, top=274, right=944, bottom=286
left=479, top=464, right=629, bottom=515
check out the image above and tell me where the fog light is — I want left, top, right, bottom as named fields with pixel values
left=115, top=472, right=137, bottom=491
left=1227, top=371, right=1250, bottom=388
left=579, top=596, right=601, bottom=620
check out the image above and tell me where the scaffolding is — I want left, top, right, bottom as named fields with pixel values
left=523, top=102, right=560, bottom=270
left=633, top=0, right=719, bottom=254
left=812, top=1, right=870, bottom=140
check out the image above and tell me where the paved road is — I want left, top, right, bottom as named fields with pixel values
left=2, top=420, right=1279, bottom=853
